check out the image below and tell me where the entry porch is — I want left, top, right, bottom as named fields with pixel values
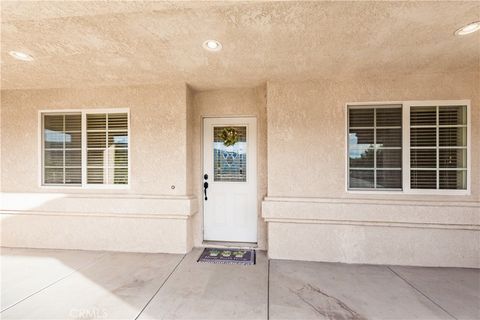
left=1, top=247, right=478, bottom=319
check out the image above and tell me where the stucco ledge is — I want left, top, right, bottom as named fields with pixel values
left=262, top=197, right=480, bottom=230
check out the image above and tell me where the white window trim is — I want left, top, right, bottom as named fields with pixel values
left=38, top=108, right=131, bottom=190
left=345, top=100, right=471, bottom=195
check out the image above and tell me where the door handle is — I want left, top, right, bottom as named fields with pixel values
left=203, top=181, right=209, bottom=200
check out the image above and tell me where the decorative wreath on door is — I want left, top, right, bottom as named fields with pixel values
left=218, top=127, right=239, bottom=146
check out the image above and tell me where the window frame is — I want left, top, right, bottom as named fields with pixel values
left=345, top=100, right=471, bottom=195
left=347, top=104, right=403, bottom=191
left=38, top=108, right=131, bottom=189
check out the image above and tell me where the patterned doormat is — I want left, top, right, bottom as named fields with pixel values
left=197, top=248, right=256, bottom=265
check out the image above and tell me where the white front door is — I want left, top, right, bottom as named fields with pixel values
left=203, top=117, right=257, bottom=243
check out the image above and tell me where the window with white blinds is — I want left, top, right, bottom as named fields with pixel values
left=410, top=105, right=467, bottom=190
left=87, top=113, right=128, bottom=184
left=347, top=101, right=469, bottom=193
left=43, top=114, right=82, bottom=185
left=41, top=110, right=129, bottom=187
left=348, top=106, right=402, bottom=190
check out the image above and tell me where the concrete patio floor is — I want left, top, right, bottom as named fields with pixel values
left=1, top=248, right=478, bottom=320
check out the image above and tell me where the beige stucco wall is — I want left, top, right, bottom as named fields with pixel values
left=190, top=87, right=268, bottom=249
left=1, top=84, right=190, bottom=195
left=1, top=73, right=478, bottom=266
left=186, top=86, right=195, bottom=196
left=263, top=71, right=480, bottom=267
left=0, top=84, right=269, bottom=252
left=266, top=71, right=479, bottom=200
left=0, top=84, right=197, bottom=253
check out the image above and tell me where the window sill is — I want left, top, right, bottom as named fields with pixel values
left=40, top=184, right=131, bottom=190
left=347, top=189, right=471, bottom=196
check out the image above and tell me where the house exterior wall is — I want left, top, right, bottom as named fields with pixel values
left=0, top=85, right=197, bottom=253
left=1, top=73, right=478, bottom=267
left=263, top=71, right=480, bottom=267
left=190, top=87, right=268, bottom=249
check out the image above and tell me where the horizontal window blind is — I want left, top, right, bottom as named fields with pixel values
left=348, top=106, right=402, bottom=190
left=410, top=105, right=467, bottom=190
left=87, top=113, right=128, bottom=185
left=42, top=111, right=128, bottom=186
left=43, top=114, right=82, bottom=185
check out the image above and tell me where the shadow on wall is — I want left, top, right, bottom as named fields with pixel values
left=0, top=192, right=197, bottom=254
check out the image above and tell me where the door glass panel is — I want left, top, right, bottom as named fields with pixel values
left=213, top=126, right=247, bottom=182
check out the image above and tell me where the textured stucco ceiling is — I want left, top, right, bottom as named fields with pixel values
left=1, top=1, right=479, bottom=90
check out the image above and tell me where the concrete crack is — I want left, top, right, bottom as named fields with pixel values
left=290, top=284, right=366, bottom=320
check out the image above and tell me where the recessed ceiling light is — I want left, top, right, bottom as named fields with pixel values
left=455, top=21, right=480, bottom=36
left=9, top=51, right=34, bottom=61
left=202, top=40, right=222, bottom=52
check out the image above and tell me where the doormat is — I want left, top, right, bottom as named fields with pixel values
left=197, top=248, right=256, bottom=265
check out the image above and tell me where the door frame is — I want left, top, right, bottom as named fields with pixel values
left=201, top=116, right=258, bottom=243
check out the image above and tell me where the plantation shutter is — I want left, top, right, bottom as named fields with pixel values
left=43, top=114, right=82, bottom=185
left=410, top=105, right=467, bottom=190
left=86, top=113, right=128, bottom=185
left=348, top=105, right=402, bottom=190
